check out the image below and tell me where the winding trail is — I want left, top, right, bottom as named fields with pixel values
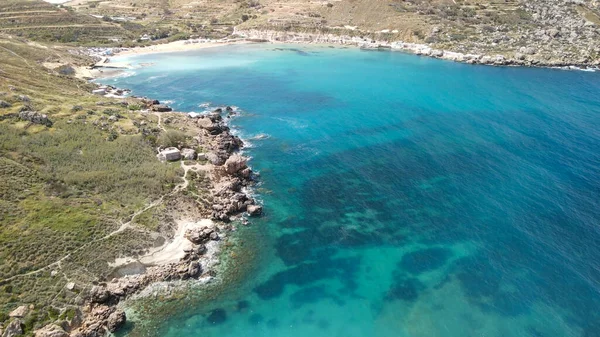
left=0, top=157, right=198, bottom=284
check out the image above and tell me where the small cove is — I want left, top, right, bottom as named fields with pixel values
left=103, top=44, right=600, bottom=337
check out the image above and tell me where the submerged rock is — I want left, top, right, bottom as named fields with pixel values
left=207, top=309, right=227, bottom=325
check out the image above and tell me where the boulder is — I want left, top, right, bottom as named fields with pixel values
left=157, top=147, right=181, bottom=162
left=19, top=111, right=53, bottom=127
left=0, top=100, right=11, bottom=108
left=519, top=46, right=536, bottom=55
left=2, top=320, right=23, bottom=337
left=181, top=148, right=197, bottom=160
left=247, top=205, right=263, bottom=216
left=34, top=325, right=69, bottom=337
left=187, top=261, right=201, bottom=277
left=9, top=306, right=27, bottom=318
left=206, top=152, right=224, bottom=165
left=106, top=310, right=126, bottom=333
left=89, top=286, right=110, bottom=303
left=197, top=117, right=223, bottom=133
left=184, top=227, right=214, bottom=244
left=224, top=155, right=248, bottom=175
left=151, top=104, right=172, bottom=112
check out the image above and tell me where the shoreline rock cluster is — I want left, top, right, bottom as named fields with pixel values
left=233, top=28, right=600, bottom=69
left=193, top=107, right=262, bottom=222
left=53, top=223, right=223, bottom=337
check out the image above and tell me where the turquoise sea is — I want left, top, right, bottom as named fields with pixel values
left=104, top=44, right=600, bottom=337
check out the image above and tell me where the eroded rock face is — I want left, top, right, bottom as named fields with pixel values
left=19, top=111, right=52, bottom=127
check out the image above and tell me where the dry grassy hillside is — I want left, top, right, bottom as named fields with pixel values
left=52, top=0, right=600, bottom=61
left=0, top=35, right=193, bottom=334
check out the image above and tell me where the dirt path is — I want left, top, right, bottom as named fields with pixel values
left=0, top=158, right=199, bottom=283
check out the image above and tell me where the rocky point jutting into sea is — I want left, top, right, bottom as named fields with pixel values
left=29, top=91, right=262, bottom=337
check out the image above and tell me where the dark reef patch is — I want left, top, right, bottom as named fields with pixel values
left=254, top=256, right=360, bottom=300
left=248, top=313, right=264, bottom=325
left=385, top=277, right=425, bottom=302
left=399, top=247, right=452, bottom=274
left=206, top=308, right=227, bottom=325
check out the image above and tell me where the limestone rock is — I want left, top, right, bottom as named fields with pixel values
left=151, top=104, right=172, bottom=112
left=224, top=155, right=247, bottom=175
left=89, top=286, right=110, bottom=303
left=2, top=320, right=23, bottom=337
left=18, top=111, right=52, bottom=127
left=181, top=148, right=197, bottom=160
left=187, top=261, right=201, bottom=277
left=34, top=325, right=68, bottom=337
left=106, top=310, right=126, bottom=333
left=247, top=205, right=263, bottom=216
left=9, top=306, right=27, bottom=318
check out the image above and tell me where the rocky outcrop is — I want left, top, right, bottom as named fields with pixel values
left=224, top=154, right=248, bottom=175
left=34, top=324, right=69, bottom=337
left=19, top=111, right=53, bottom=127
left=0, top=100, right=11, bottom=108
left=2, top=320, right=23, bottom=337
left=151, top=104, right=173, bottom=112
left=247, top=204, right=263, bottom=216
left=181, top=148, right=197, bottom=160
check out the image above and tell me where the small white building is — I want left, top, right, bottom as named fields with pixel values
left=158, top=147, right=181, bottom=162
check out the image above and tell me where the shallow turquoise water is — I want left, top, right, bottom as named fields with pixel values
left=106, top=44, right=600, bottom=337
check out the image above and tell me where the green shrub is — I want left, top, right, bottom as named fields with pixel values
left=157, top=130, right=188, bottom=148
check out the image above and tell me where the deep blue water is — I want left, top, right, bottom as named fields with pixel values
left=105, top=44, right=600, bottom=337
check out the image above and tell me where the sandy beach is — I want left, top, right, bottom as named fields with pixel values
left=113, top=39, right=251, bottom=57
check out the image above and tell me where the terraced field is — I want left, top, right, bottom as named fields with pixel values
left=0, top=0, right=130, bottom=44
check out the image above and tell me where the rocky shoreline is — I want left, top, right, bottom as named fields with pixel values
left=233, top=28, right=600, bottom=70
left=29, top=91, right=261, bottom=337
